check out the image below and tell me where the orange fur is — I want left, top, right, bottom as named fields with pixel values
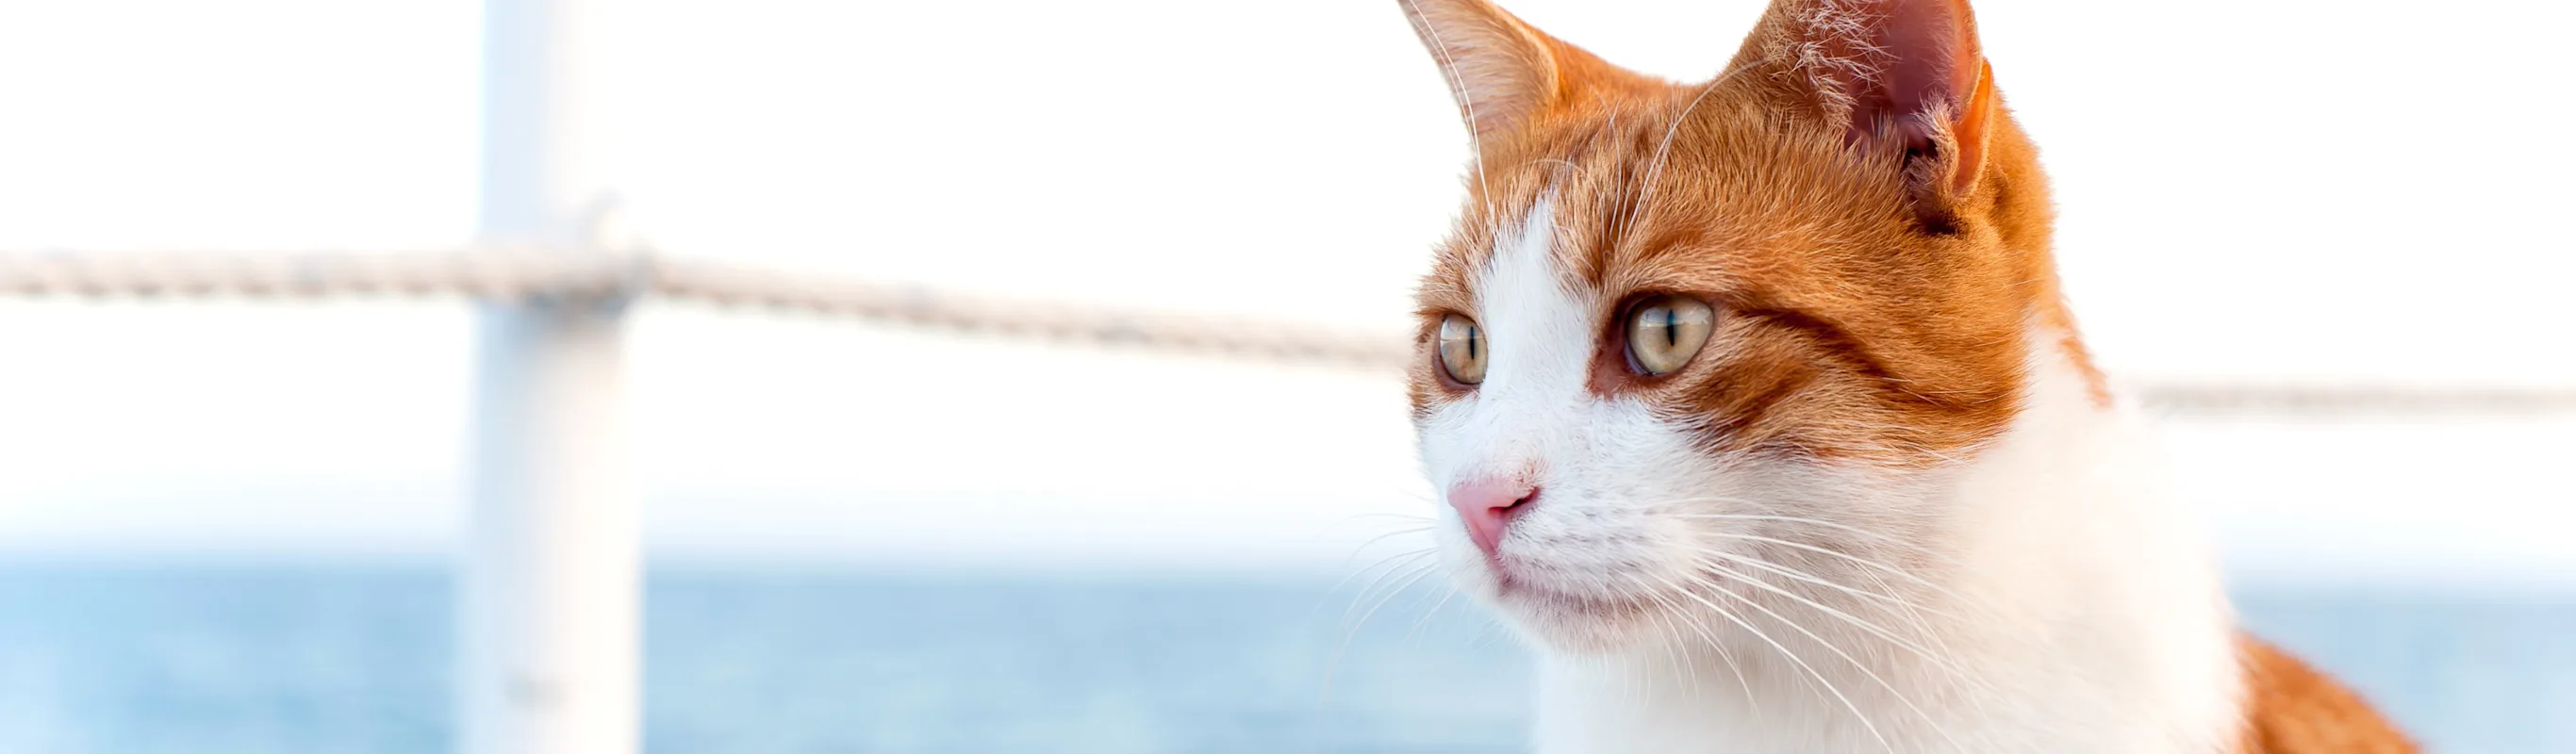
left=2237, top=636, right=2419, bottom=753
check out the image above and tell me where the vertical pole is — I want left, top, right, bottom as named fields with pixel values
left=462, top=0, right=637, bottom=751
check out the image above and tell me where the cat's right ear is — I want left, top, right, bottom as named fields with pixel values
left=1398, top=0, right=1564, bottom=137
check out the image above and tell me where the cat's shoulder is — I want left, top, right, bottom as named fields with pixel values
left=2235, top=635, right=2415, bottom=754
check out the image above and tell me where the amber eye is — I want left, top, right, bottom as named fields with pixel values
left=1436, top=314, right=1487, bottom=385
left=1627, top=295, right=1714, bottom=376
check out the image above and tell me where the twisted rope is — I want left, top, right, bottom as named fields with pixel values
left=4, top=249, right=2568, bottom=417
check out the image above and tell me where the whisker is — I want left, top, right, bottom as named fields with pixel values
left=1649, top=572, right=1894, bottom=752
left=1651, top=604, right=1700, bottom=701
left=1699, top=531, right=1985, bottom=610
left=1692, top=555, right=1988, bottom=698
left=1698, top=547, right=1976, bottom=686
left=1321, top=512, right=1435, bottom=532
left=1624, top=572, right=1695, bottom=697
left=1664, top=511, right=1942, bottom=557
left=1678, top=567, right=1966, bottom=752
left=1399, top=0, right=1500, bottom=236
left=1658, top=498, right=1975, bottom=637
left=1315, top=549, right=1436, bottom=630
left=1649, top=504, right=1985, bottom=623
left=1523, top=157, right=1583, bottom=174
left=1346, top=562, right=1441, bottom=642
left=1842, top=550, right=1979, bottom=681
left=1403, top=584, right=1461, bottom=645
left=1616, top=59, right=1770, bottom=245
left=1694, top=547, right=1964, bottom=623
left=1342, top=526, right=1437, bottom=560
left=1318, top=561, right=1444, bottom=713
left=1627, top=571, right=1756, bottom=710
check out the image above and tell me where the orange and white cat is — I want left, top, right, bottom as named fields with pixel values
left=1395, top=0, right=2414, bottom=751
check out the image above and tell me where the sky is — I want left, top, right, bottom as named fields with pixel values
left=0, top=0, right=2568, bottom=586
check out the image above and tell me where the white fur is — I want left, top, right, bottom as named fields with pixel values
left=1414, top=200, right=2245, bottom=753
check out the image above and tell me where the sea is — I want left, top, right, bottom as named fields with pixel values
left=0, top=564, right=2568, bottom=753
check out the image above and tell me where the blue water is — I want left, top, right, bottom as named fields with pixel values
left=0, top=565, right=2568, bottom=753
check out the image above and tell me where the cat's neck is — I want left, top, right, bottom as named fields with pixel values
left=1530, top=333, right=2246, bottom=754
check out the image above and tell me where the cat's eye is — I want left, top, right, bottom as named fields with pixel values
left=1626, top=295, right=1714, bottom=376
left=1436, top=314, right=1487, bottom=385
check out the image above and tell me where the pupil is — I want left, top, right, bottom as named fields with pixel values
left=1662, top=307, right=1677, bottom=347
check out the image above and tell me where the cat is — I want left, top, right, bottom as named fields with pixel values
left=1394, top=0, right=2415, bottom=751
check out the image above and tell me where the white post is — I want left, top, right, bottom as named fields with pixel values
left=461, top=0, right=637, bottom=751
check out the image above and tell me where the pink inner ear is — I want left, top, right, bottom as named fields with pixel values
left=1842, top=0, right=1981, bottom=144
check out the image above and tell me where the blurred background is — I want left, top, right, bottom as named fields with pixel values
left=0, top=0, right=2570, bottom=751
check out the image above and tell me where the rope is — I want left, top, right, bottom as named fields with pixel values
left=3, top=248, right=2568, bottom=417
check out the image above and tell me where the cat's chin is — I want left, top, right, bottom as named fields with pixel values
left=1485, top=571, right=1660, bottom=654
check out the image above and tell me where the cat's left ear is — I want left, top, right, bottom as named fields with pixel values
left=1739, top=0, right=2000, bottom=219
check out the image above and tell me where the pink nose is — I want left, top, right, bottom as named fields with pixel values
left=1448, top=477, right=1538, bottom=557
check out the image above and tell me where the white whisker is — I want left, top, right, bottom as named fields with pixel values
left=1665, top=510, right=1942, bottom=557
left=1342, top=525, right=1436, bottom=559
left=1403, top=584, right=1461, bottom=645
left=1678, top=566, right=1966, bottom=752
left=1699, top=546, right=1978, bottom=691
left=1693, top=555, right=1988, bottom=702
left=1319, top=561, right=1444, bottom=712
left=1690, top=554, right=1953, bottom=664
left=1398, top=0, right=1500, bottom=238
left=1649, top=572, right=1893, bottom=753
left=1616, top=59, right=1769, bottom=245
left=1694, top=546, right=1963, bottom=623
left=1699, top=531, right=1982, bottom=609
left=1319, top=549, right=1437, bottom=630
left=1627, top=571, right=1758, bottom=710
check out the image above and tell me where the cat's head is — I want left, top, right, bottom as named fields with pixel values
left=1400, top=0, right=2101, bottom=652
